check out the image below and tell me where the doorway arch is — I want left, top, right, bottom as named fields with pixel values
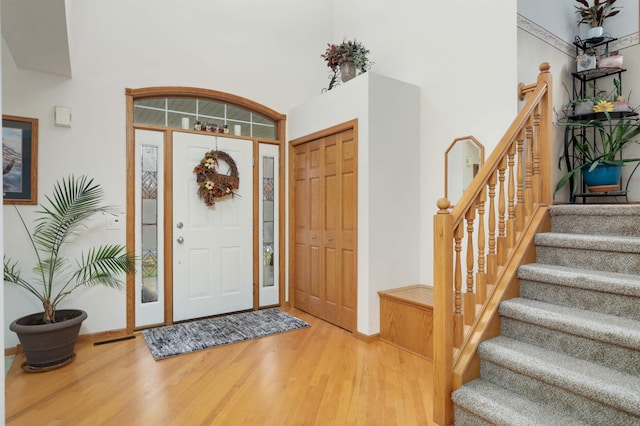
left=125, top=87, right=286, bottom=332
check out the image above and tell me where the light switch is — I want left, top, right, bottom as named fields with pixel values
left=54, top=106, right=72, bottom=127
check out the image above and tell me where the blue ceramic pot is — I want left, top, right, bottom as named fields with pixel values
left=582, top=163, right=622, bottom=187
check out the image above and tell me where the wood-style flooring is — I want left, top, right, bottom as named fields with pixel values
left=6, top=308, right=434, bottom=425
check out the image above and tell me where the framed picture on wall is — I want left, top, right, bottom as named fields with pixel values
left=3, top=115, right=38, bottom=205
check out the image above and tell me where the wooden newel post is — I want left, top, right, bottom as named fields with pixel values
left=433, top=198, right=454, bottom=426
left=536, top=62, right=553, bottom=205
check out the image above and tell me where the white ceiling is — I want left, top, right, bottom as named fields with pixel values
left=2, top=1, right=638, bottom=79
left=1, top=0, right=71, bottom=78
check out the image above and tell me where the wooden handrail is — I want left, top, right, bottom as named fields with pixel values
left=433, top=63, right=553, bottom=426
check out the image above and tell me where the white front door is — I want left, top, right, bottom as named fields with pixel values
left=172, top=132, right=253, bottom=322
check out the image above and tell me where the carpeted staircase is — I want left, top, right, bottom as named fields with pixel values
left=452, top=204, right=640, bottom=425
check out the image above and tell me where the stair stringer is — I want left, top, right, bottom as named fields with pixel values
left=452, top=205, right=551, bottom=389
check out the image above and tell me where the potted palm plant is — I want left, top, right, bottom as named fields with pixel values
left=4, top=174, right=135, bottom=371
left=575, top=0, right=621, bottom=39
left=556, top=112, right=640, bottom=195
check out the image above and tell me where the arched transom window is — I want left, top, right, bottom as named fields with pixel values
left=134, top=97, right=276, bottom=139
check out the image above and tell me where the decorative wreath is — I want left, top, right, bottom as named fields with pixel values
left=193, top=150, right=240, bottom=206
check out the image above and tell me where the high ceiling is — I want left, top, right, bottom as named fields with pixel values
left=1, top=0, right=71, bottom=77
left=3, top=1, right=638, bottom=79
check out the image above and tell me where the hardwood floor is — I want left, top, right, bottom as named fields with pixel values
left=6, top=308, right=434, bottom=425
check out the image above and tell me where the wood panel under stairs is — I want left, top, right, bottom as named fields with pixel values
left=379, top=285, right=434, bottom=359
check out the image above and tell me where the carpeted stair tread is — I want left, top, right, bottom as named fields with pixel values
left=478, top=336, right=640, bottom=415
left=550, top=204, right=640, bottom=236
left=518, top=263, right=640, bottom=297
left=499, top=298, right=640, bottom=351
left=454, top=205, right=640, bottom=423
left=534, top=233, right=640, bottom=274
left=550, top=204, right=640, bottom=238
left=452, top=379, right=588, bottom=425
left=534, top=232, right=640, bottom=253
left=550, top=204, right=640, bottom=217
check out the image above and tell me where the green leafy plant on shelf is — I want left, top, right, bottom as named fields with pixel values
left=321, top=38, right=373, bottom=73
left=556, top=111, right=640, bottom=195
left=575, top=0, right=621, bottom=27
left=560, top=82, right=606, bottom=117
left=321, top=38, right=373, bottom=91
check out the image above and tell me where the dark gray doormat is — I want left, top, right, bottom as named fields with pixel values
left=141, top=308, right=310, bottom=360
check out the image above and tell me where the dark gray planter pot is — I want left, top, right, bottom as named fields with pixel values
left=10, top=309, right=87, bottom=370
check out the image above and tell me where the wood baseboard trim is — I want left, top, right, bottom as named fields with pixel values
left=77, top=328, right=135, bottom=345
left=354, top=331, right=379, bottom=343
left=6, top=346, right=21, bottom=356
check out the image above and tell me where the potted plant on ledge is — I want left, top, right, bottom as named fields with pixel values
left=556, top=112, right=640, bottom=196
left=321, top=38, right=373, bottom=90
left=4, top=175, right=135, bottom=371
left=575, top=0, right=621, bottom=40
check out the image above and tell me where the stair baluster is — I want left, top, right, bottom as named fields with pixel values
left=433, top=63, right=554, bottom=426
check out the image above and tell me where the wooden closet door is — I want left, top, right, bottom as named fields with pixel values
left=323, top=135, right=339, bottom=324
left=337, top=129, right=357, bottom=331
left=291, top=126, right=357, bottom=332
left=293, top=139, right=323, bottom=318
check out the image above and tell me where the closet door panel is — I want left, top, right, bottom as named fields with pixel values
left=339, top=130, right=357, bottom=329
left=293, top=148, right=310, bottom=310
left=323, top=246, right=338, bottom=323
left=291, top=125, right=356, bottom=332
left=323, top=134, right=339, bottom=322
left=294, top=242, right=309, bottom=310
left=309, top=243, right=322, bottom=310
left=341, top=249, right=357, bottom=310
left=306, top=140, right=323, bottom=315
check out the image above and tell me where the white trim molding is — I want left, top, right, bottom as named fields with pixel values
left=612, top=32, right=640, bottom=51
left=518, top=14, right=639, bottom=57
left=518, top=14, right=573, bottom=56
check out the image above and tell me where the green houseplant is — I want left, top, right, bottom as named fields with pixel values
left=612, top=77, right=632, bottom=111
left=321, top=38, right=373, bottom=89
left=556, top=112, right=640, bottom=195
left=561, top=82, right=611, bottom=117
left=4, top=175, right=135, bottom=369
left=575, top=0, right=621, bottom=27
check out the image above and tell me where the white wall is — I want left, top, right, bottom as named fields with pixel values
left=611, top=43, right=640, bottom=201
left=518, top=0, right=638, bottom=42
left=330, top=0, right=518, bottom=286
left=517, top=29, right=575, bottom=203
left=3, top=0, right=519, bottom=346
left=517, top=2, right=640, bottom=203
left=2, top=0, right=333, bottom=348
left=288, top=73, right=421, bottom=335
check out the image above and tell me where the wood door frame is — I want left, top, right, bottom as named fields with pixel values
left=253, top=138, right=285, bottom=311
left=125, top=87, right=286, bottom=333
left=288, top=119, right=358, bottom=329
